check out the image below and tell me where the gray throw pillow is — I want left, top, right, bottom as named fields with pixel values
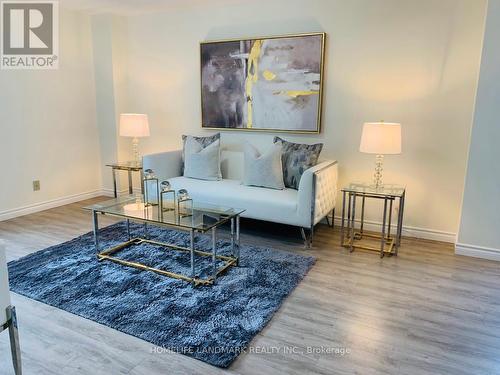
left=181, top=133, right=220, bottom=173
left=184, top=137, right=221, bottom=181
left=274, top=136, right=323, bottom=190
left=243, top=142, right=285, bottom=190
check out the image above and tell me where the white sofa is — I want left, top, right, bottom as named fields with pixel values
left=143, top=149, right=338, bottom=246
left=1, top=241, right=22, bottom=374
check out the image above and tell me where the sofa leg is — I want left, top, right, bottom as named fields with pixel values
left=300, top=227, right=313, bottom=249
left=326, top=209, right=335, bottom=229
left=300, top=228, right=310, bottom=249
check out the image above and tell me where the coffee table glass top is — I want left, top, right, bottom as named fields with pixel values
left=84, top=196, right=245, bottom=232
left=342, top=183, right=405, bottom=197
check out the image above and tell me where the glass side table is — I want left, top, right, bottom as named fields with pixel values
left=106, top=161, right=144, bottom=198
left=340, top=183, right=406, bottom=258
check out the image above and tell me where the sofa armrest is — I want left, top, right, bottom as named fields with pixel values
left=298, top=160, right=338, bottom=227
left=142, top=150, right=182, bottom=182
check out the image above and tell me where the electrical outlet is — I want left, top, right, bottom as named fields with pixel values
left=33, top=180, right=40, bottom=191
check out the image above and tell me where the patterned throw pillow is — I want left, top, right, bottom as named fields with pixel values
left=181, top=133, right=220, bottom=173
left=274, top=136, right=323, bottom=190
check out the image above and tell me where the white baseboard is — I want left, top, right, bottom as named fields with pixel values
left=0, top=187, right=143, bottom=222
left=101, top=188, right=116, bottom=197
left=0, top=190, right=103, bottom=222
left=101, top=187, right=142, bottom=197
left=333, top=216, right=456, bottom=243
left=401, top=225, right=456, bottom=243
left=455, top=243, right=500, bottom=261
left=0, top=191, right=457, bottom=244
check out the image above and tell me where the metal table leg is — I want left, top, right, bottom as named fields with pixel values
left=112, top=168, right=117, bottom=198
left=128, top=170, right=133, bottom=195
left=190, top=229, right=195, bottom=278
left=387, top=198, right=393, bottom=240
left=231, top=217, right=235, bottom=255
left=380, top=197, right=388, bottom=258
left=236, top=215, right=240, bottom=265
left=340, top=191, right=346, bottom=245
left=396, top=191, right=405, bottom=254
left=92, top=210, right=100, bottom=253
left=350, top=192, right=356, bottom=253
left=360, top=195, right=366, bottom=237
left=140, top=169, right=144, bottom=194
left=212, top=227, right=217, bottom=279
left=346, top=191, right=352, bottom=247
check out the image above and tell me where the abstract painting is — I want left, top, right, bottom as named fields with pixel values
left=200, top=33, right=325, bottom=133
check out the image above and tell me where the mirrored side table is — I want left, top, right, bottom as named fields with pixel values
left=340, top=183, right=405, bottom=258
left=106, top=161, right=144, bottom=198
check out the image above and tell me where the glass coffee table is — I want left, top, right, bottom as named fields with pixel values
left=84, top=196, right=244, bottom=286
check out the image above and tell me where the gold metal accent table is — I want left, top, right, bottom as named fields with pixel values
left=340, top=183, right=406, bottom=258
left=106, top=161, right=144, bottom=198
left=84, top=196, right=244, bottom=286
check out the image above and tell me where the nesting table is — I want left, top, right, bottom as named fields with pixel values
left=340, top=183, right=406, bottom=257
left=106, top=161, right=144, bottom=198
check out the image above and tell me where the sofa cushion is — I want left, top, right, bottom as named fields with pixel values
left=274, top=136, right=323, bottom=190
left=184, top=137, right=221, bottom=181
left=220, top=150, right=244, bottom=180
left=243, top=142, right=285, bottom=190
left=181, top=133, right=220, bottom=173
left=168, top=177, right=299, bottom=225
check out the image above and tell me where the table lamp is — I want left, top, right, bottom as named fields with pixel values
left=119, top=113, right=150, bottom=163
left=359, top=121, right=401, bottom=188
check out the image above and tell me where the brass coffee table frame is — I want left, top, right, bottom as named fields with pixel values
left=91, top=210, right=241, bottom=287
left=340, top=186, right=405, bottom=258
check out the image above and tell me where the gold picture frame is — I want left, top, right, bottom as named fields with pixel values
left=200, top=32, right=326, bottom=134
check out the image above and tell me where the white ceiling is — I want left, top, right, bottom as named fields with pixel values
left=59, top=0, right=243, bottom=15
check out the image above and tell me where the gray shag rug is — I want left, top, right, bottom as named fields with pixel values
left=7, top=221, right=315, bottom=368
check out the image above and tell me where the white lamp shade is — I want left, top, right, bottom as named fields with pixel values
left=119, top=114, right=150, bottom=138
left=359, top=122, right=402, bottom=154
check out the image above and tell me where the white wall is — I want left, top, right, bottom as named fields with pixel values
left=91, top=15, right=144, bottom=195
left=92, top=14, right=119, bottom=195
left=456, top=0, right=500, bottom=259
left=110, top=0, right=485, bottom=241
left=0, top=9, right=101, bottom=219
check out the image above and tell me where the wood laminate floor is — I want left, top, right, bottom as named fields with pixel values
left=1, top=197, right=499, bottom=375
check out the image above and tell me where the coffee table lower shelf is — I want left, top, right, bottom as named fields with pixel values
left=97, top=237, right=238, bottom=287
